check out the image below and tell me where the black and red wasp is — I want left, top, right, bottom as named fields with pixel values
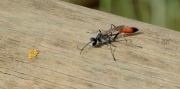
left=77, top=24, right=142, bottom=61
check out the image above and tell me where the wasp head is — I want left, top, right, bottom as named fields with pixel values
left=90, top=38, right=97, bottom=46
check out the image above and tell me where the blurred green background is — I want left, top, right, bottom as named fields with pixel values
left=63, top=0, right=180, bottom=31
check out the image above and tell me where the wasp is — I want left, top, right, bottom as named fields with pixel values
left=77, top=24, right=141, bottom=61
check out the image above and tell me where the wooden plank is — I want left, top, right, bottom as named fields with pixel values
left=0, top=0, right=180, bottom=89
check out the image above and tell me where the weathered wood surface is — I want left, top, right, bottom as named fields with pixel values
left=0, top=0, right=180, bottom=89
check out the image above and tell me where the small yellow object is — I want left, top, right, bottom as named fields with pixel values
left=28, top=50, right=39, bottom=59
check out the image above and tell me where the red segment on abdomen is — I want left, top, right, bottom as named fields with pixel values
left=119, top=28, right=134, bottom=33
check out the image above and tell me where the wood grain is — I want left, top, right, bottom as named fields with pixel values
left=0, top=0, right=180, bottom=89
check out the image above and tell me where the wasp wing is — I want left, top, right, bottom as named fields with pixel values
left=102, top=25, right=126, bottom=35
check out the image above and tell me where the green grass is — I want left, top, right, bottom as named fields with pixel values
left=65, top=0, right=180, bottom=31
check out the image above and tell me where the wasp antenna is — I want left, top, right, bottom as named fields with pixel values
left=77, top=42, right=91, bottom=55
